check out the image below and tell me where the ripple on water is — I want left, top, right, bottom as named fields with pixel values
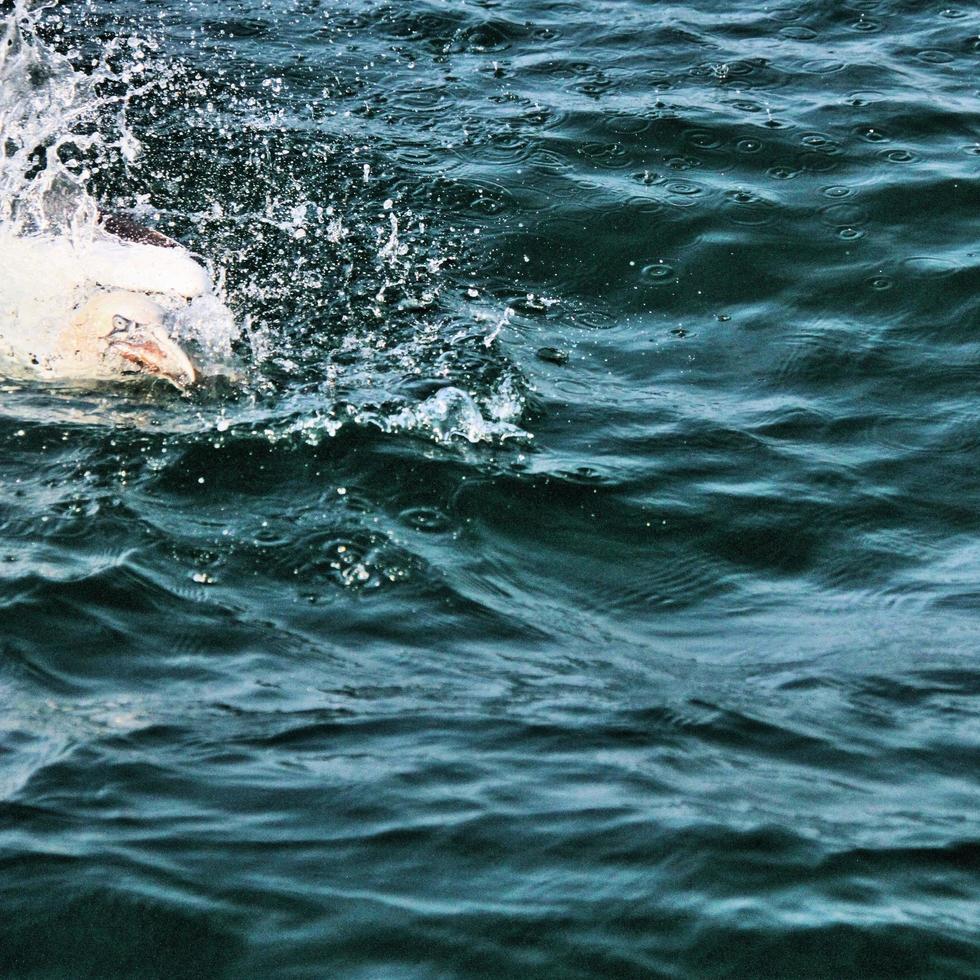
left=915, top=49, right=955, bottom=64
left=797, top=151, right=841, bottom=174
left=478, top=131, right=533, bottom=166
left=454, top=178, right=516, bottom=219
left=725, top=98, right=766, bottom=114
left=856, top=126, right=890, bottom=143
left=389, top=144, right=443, bottom=170
left=526, top=147, right=574, bottom=176
left=516, top=101, right=567, bottom=131
left=800, top=58, right=846, bottom=74
left=846, top=89, right=886, bottom=106
left=778, top=26, right=818, bottom=40
left=399, top=506, right=453, bottom=534
left=851, top=16, right=885, bottom=35
left=605, top=114, right=652, bottom=136
left=639, top=261, right=677, bottom=286
left=879, top=147, right=918, bottom=164
left=269, top=528, right=420, bottom=593
left=664, top=179, right=708, bottom=208
left=800, top=132, right=843, bottom=154
left=624, top=195, right=666, bottom=217
left=723, top=189, right=779, bottom=227
left=389, top=86, right=450, bottom=114
left=683, top=129, right=723, bottom=150
left=819, top=203, right=870, bottom=228
left=451, top=20, right=518, bottom=54
left=767, top=162, right=802, bottom=180
left=577, top=141, right=634, bottom=170
left=902, top=256, right=961, bottom=278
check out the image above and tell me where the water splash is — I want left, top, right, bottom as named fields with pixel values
left=0, top=0, right=98, bottom=239
left=0, top=0, right=530, bottom=447
left=0, top=1, right=237, bottom=382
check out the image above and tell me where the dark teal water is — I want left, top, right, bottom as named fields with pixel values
left=2, top=0, right=979, bottom=976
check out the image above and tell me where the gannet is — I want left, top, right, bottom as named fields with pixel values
left=2, top=212, right=215, bottom=388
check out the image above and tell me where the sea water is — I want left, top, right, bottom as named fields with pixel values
left=0, top=1, right=977, bottom=976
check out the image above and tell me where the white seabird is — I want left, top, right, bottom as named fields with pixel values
left=1, top=212, right=216, bottom=389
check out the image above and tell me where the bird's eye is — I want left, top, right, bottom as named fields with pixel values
left=111, top=315, right=133, bottom=334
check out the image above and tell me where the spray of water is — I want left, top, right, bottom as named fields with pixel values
left=0, top=0, right=530, bottom=445
left=0, top=0, right=239, bottom=381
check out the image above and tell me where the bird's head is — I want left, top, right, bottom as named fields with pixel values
left=61, top=290, right=197, bottom=389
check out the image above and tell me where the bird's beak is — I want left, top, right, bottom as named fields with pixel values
left=109, top=324, right=198, bottom=390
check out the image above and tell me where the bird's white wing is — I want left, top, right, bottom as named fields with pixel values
left=81, top=240, right=209, bottom=299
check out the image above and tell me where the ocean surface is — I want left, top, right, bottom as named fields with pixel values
left=1, top=0, right=978, bottom=976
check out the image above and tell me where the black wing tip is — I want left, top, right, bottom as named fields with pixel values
left=98, top=211, right=181, bottom=250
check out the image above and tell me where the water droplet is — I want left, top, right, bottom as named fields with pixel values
left=801, top=132, right=841, bottom=153
left=859, top=127, right=889, bottom=143
left=631, top=170, right=660, bottom=186
left=848, top=17, right=881, bottom=32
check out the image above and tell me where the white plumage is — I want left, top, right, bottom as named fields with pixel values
left=0, top=219, right=221, bottom=388
left=75, top=238, right=210, bottom=300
